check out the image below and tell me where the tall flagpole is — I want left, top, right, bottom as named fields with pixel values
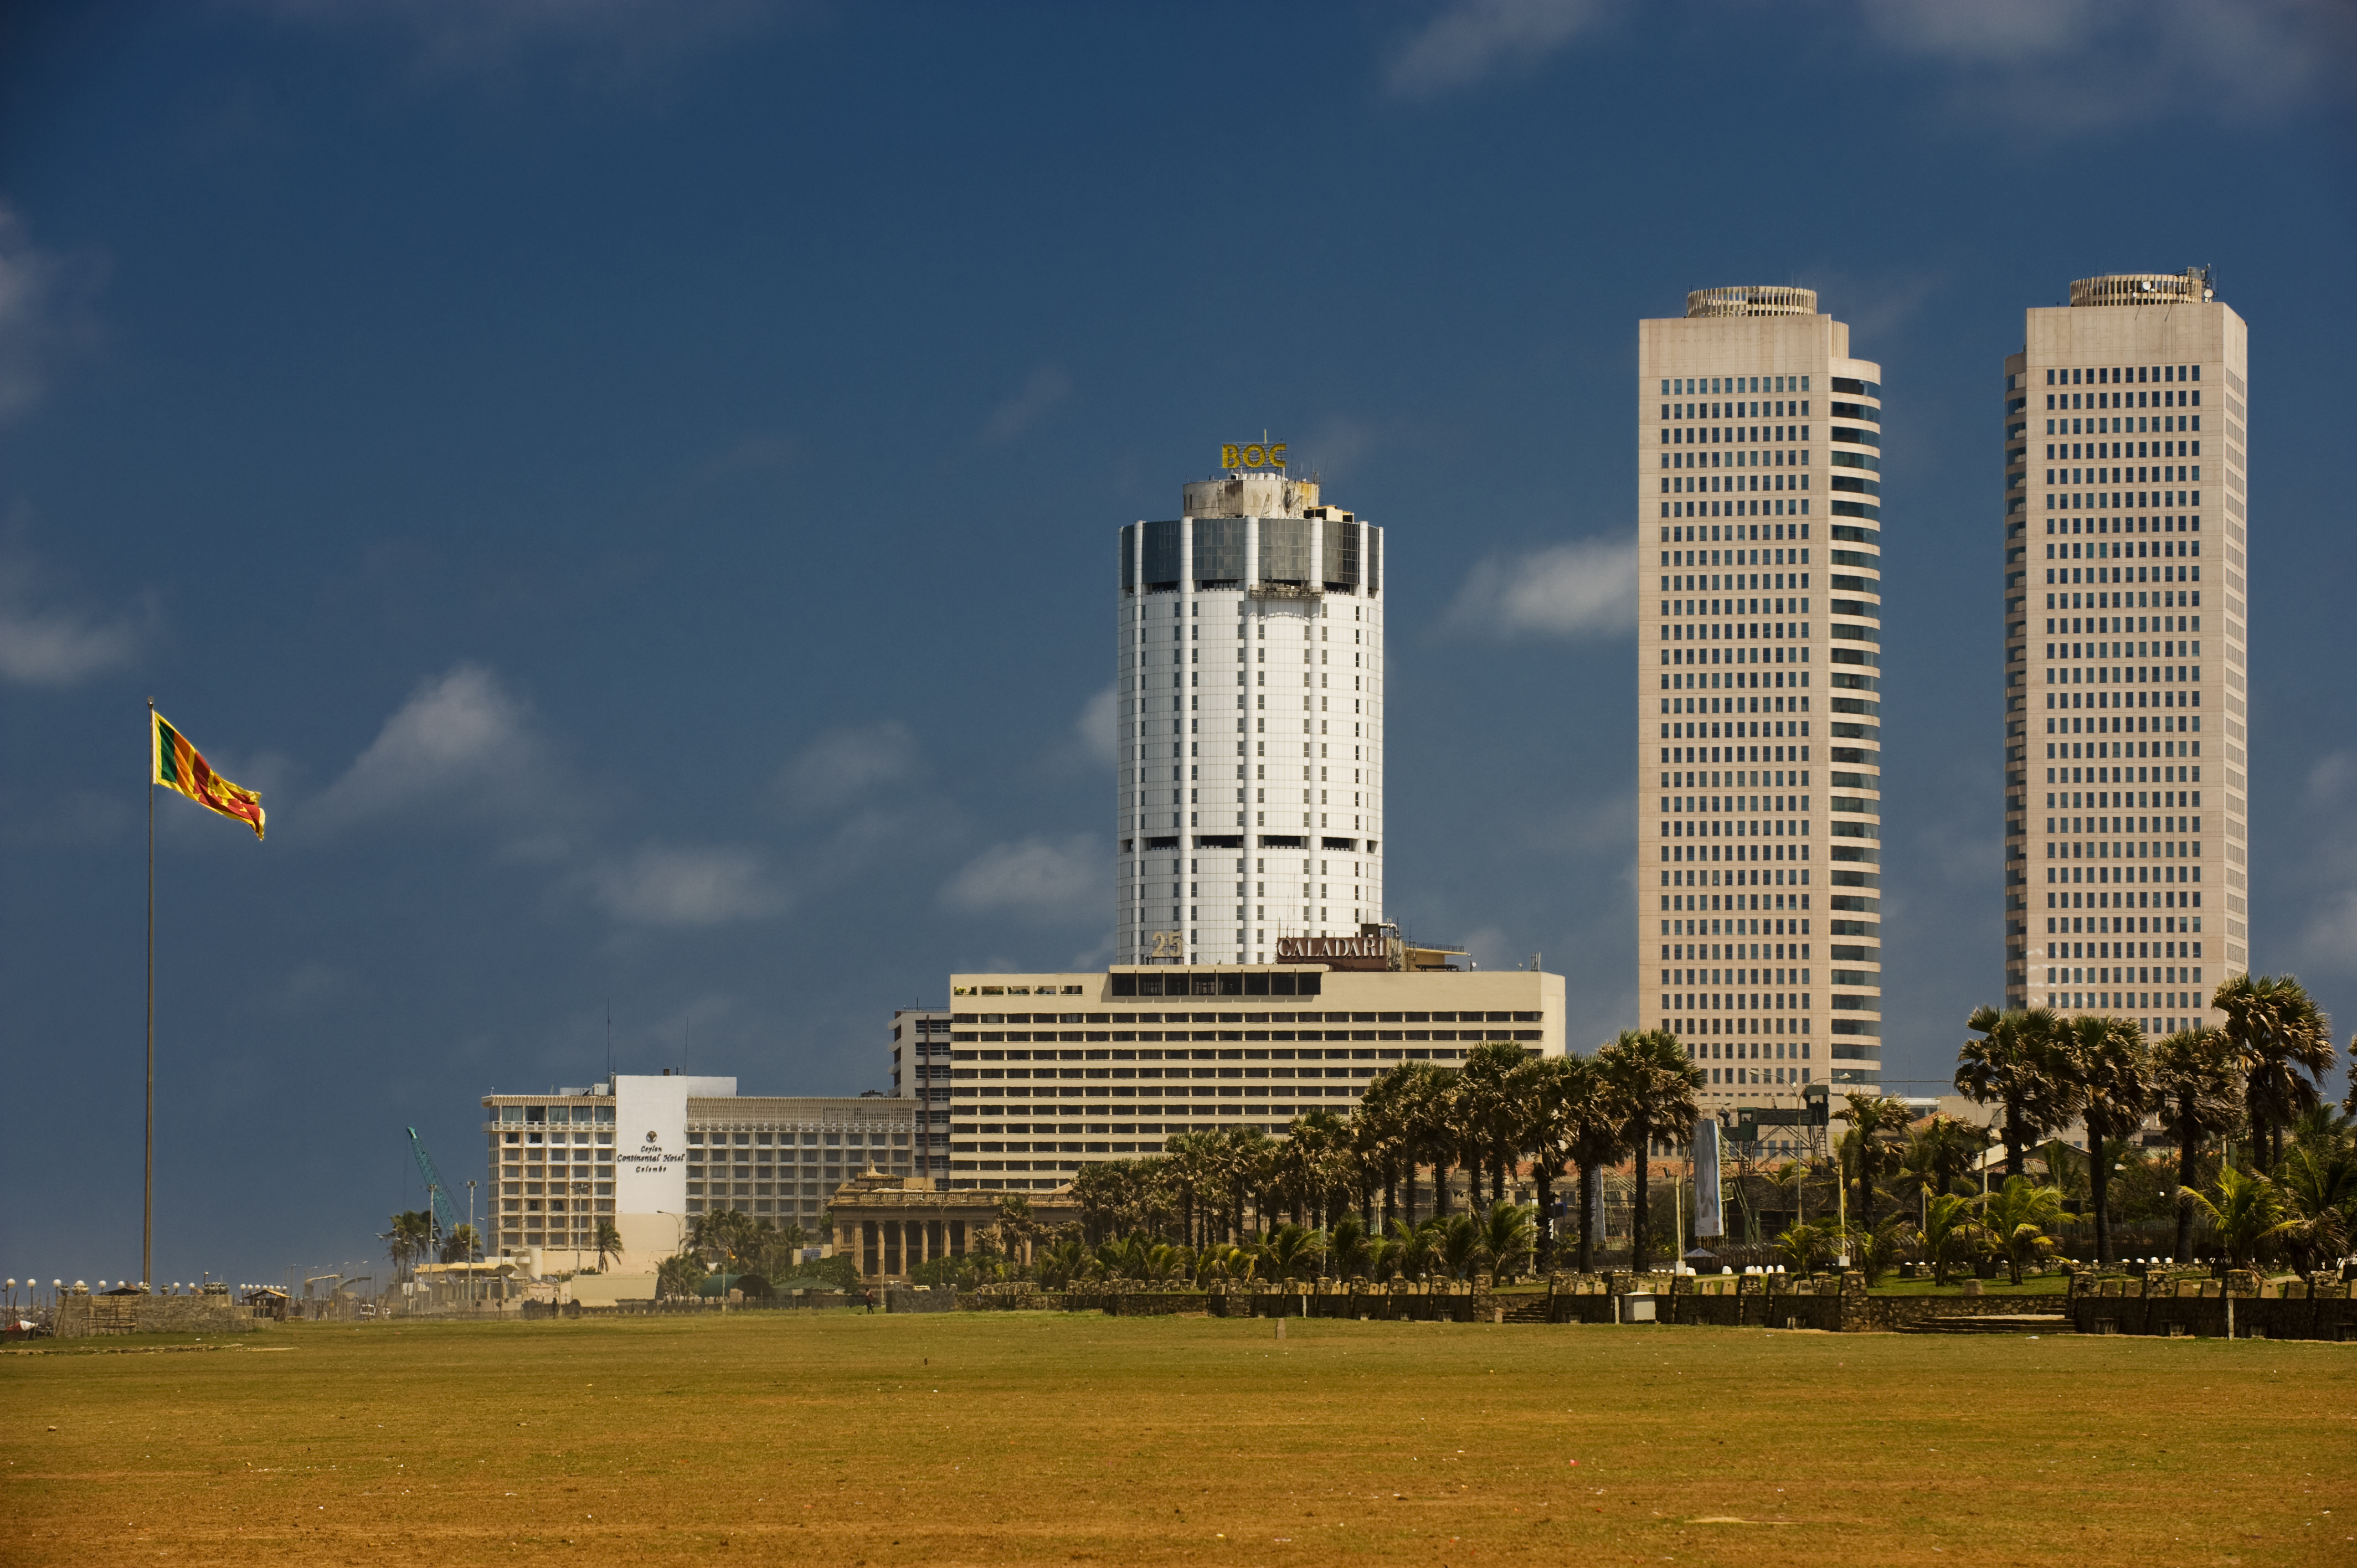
left=145, top=697, right=156, bottom=1291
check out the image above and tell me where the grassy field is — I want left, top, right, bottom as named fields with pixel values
left=4, top=1312, right=2349, bottom=1567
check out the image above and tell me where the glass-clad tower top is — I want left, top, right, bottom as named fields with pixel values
left=1114, top=466, right=1384, bottom=967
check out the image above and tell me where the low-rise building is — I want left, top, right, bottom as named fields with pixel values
left=826, top=1169, right=1080, bottom=1282
left=481, top=1075, right=917, bottom=1272
left=887, top=1007, right=955, bottom=1177
left=941, top=958, right=1567, bottom=1190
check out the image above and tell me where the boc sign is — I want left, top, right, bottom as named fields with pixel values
left=1221, top=442, right=1287, bottom=471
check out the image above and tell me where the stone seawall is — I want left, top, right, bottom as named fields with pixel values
left=2067, top=1273, right=2355, bottom=1340
left=54, top=1296, right=265, bottom=1338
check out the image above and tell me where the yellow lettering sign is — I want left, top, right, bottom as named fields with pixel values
left=1219, top=442, right=1288, bottom=471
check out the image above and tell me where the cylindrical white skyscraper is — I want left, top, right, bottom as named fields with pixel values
left=1115, top=456, right=1384, bottom=965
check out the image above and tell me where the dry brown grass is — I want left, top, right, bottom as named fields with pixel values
left=4, top=1311, right=2350, bottom=1566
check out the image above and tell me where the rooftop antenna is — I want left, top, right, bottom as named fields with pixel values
left=605, top=998, right=613, bottom=1080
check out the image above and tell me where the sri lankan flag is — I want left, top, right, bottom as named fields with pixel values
left=152, top=710, right=266, bottom=840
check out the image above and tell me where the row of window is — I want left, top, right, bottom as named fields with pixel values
left=2046, top=661, right=2200, bottom=682
left=1666, top=792, right=1815, bottom=816
left=2049, top=493, right=2199, bottom=517
left=1664, top=770, right=1818, bottom=792
left=2044, top=363, right=2199, bottom=387
left=1663, top=423, right=1813, bottom=446
left=1702, top=1066, right=1814, bottom=1086
left=1664, top=918, right=1827, bottom=951
left=950, top=1031, right=1541, bottom=1056
left=2053, top=895, right=2199, bottom=927
left=2047, top=468, right=2199, bottom=497
left=2047, top=815, right=2202, bottom=839
left=2049, top=935, right=2201, bottom=961
left=950, top=1009, right=1530, bottom=1027
left=2047, top=638, right=2199, bottom=661
left=1663, top=499, right=1811, bottom=518
left=1659, top=375, right=1814, bottom=397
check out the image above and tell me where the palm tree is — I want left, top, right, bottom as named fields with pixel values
left=1976, top=1175, right=2066, bottom=1285
left=1217, top=1126, right=1273, bottom=1242
left=1383, top=1216, right=1439, bottom=1281
left=2187, top=1163, right=2293, bottom=1270
left=1257, top=1222, right=1325, bottom=1281
left=1437, top=1213, right=1484, bottom=1281
left=439, top=1223, right=482, bottom=1265
left=381, top=1210, right=433, bottom=1282
left=1918, top=1192, right=1979, bottom=1285
left=2150, top=1026, right=2240, bottom=1263
left=1843, top=1212, right=1910, bottom=1287
left=1326, top=1215, right=1377, bottom=1280
left=591, top=1218, right=623, bottom=1272
left=1476, top=1200, right=1536, bottom=1281
left=1162, top=1131, right=1217, bottom=1249
left=2272, top=1142, right=2357, bottom=1273
left=1515, top=1055, right=1577, bottom=1272
left=1834, top=1093, right=1911, bottom=1234
left=1956, top=1005, right=2076, bottom=1178
left=655, top=1251, right=706, bottom=1298
left=1771, top=1222, right=1826, bottom=1276
left=1387, top=1061, right=1454, bottom=1222
left=1600, top=1029, right=1701, bottom=1276
left=1458, top=1041, right=1529, bottom=1208
left=2056, top=1014, right=2152, bottom=1267
left=1354, top=1074, right=1410, bottom=1229
left=1560, top=1054, right=1629, bottom=1276
left=1893, top=1116, right=1991, bottom=1220
left=2213, top=973, right=2337, bottom=1172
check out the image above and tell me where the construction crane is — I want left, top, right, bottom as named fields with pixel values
left=406, top=1127, right=462, bottom=1255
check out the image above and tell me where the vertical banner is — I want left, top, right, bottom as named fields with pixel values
left=613, top=1074, right=691, bottom=1220
left=1691, top=1118, right=1724, bottom=1241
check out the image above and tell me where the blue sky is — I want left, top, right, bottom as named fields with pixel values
left=4, top=0, right=2353, bottom=1285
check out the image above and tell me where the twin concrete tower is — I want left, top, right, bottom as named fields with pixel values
left=1108, top=269, right=2246, bottom=1113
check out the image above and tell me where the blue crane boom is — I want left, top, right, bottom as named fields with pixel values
left=405, top=1127, right=461, bottom=1245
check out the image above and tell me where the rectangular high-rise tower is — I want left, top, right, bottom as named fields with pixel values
left=1638, top=286, right=1885, bottom=1120
left=2005, top=270, right=2246, bottom=1032
left=1114, top=457, right=1384, bottom=966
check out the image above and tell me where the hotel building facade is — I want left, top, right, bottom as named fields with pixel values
left=1636, top=286, right=1885, bottom=1112
left=1114, top=462, right=1385, bottom=967
left=942, top=963, right=1563, bottom=1190
left=2004, top=270, right=2246, bottom=1032
left=479, top=1076, right=917, bottom=1270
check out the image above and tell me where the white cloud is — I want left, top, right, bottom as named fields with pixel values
left=1071, top=687, right=1115, bottom=768
left=0, top=591, right=140, bottom=686
left=977, top=365, right=1071, bottom=447
left=312, top=663, right=548, bottom=826
left=1438, top=536, right=1635, bottom=639
left=585, top=842, right=786, bottom=927
left=1858, top=0, right=2353, bottom=128
left=0, top=204, right=61, bottom=423
left=1386, top=0, right=1614, bottom=99
left=940, top=834, right=1104, bottom=922
left=776, top=721, right=918, bottom=813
